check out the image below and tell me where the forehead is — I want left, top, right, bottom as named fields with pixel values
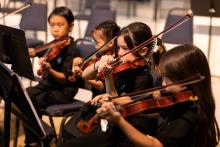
left=117, top=35, right=127, bottom=46
left=49, top=15, right=68, bottom=24
left=92, top=29, right=107, bottom=41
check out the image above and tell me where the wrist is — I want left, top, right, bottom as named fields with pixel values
left=94, top=62, right=98, bottom=72
left=114, top=114, right=124, bottom=125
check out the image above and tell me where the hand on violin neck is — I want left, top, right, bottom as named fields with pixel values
left=28, top=48, right=36, bottom=57
left=41, top=62, right=51, bottom=71
left=90, top=93, right=111, bottom=106
left=72, top=57, right=83, bottom=67
left=96, top=101, right=122, bottom=123
left=72, top=66, right=82, bottom=76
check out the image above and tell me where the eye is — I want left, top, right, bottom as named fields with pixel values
left=49, top=23, right=55, bottom=27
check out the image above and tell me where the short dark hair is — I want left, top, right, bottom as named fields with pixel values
left=48, top=7, right=74, bottom=25
left=94, top=20, right=120, bottom=41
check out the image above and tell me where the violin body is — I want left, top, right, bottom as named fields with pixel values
left=37, top=37, right=71, bottom=76
left=73, top=103, right=100, bottom=134
left=98, top=59, right=148, bottom=79
left=112, top=59, right=147, bottom=74
left=76, top=115, right=99, bottom=134
left=119, top=90, right=197, bottom=117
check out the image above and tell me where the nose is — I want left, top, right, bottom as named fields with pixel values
left=118, top=48, right=124, bottom=56
left=52, top=26, right=59, bottom=32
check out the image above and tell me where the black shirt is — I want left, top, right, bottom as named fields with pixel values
left=156, top=104, right=198, bottom=147
left=108, top=64, right=156, bottom=147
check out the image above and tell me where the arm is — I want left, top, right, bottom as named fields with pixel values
left=82, top=62, right=98, bottom=80
left=87, top=79, right=104, bottom=91
left=40, top=60, right=67, bottom=84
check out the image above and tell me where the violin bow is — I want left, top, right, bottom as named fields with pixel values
left=0, top=2, right=32, bottom=20
left=109, top=73, right=205, bottom=101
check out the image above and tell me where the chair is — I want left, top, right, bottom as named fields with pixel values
left=161, top=8, right=193, bottom=45
left=118, top=0, right=137, bottom=17
left=41, top=88, right=93, bottom=146
left=75, top=0, right=112, bottom=38
left=84, top=7, right=116, bottom=38
left=53, top=0, right=68, bottom=7
left=19, top=2, right=48, bottom=48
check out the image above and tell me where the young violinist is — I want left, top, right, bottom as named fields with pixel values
left=60, top=21, right=121, bottom=140
left=71, top=20, right=120, bottom=97
left=61, top=22, right=157, bottom=147
left=24, top=7, right=83, bottom=146
left=94, top=44, right=220, bottom=147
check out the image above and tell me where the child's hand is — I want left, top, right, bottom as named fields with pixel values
left=72, top=66, right=83, bottom=76
left=28, top=48, right=36, bottom=57
left=96, top=101, right=122, bottom=124
left=97, top=55, right=114, bottom=74
left=90, top=93, right=111, bottom=106
left=73, top=57, right=83, bottom=67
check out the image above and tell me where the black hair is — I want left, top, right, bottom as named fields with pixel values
left=94, top=20, right=120, bottom=41
left=159, top=44, right=220, bottom=147
left=48, top=6, right=74, bottom=25
left=93, top=20, right=120, bottom=57
left=120, top=22, right=154, bottom=58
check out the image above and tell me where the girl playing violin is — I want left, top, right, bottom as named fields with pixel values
left=95, top=44, right=219, bottom=147
left=24, top=7, right=83, bottom=146
left=60, top=21, right=120, bottom=140
left=71, top=20, right=120, bottom=97
left=61, top=22, right=157, bottom=147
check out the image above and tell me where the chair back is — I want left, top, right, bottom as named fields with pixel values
left=19, top=2, right=48, bottom=48
left=20, top=2, right=47, bottom=32
left=161, top=8, right=193, bottom=44
left=75, top=38, right=96, bottom=59
left=84, top=7, right=116, bottom=38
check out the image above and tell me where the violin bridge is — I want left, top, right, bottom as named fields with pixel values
left=189, top=96, right=198, bottom=101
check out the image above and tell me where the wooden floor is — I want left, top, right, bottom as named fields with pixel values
left=1, top=0, right=220, bottom=146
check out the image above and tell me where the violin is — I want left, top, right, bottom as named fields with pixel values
left=37, top=37, right=71, bottom=76
left=76, top=74, right=204, bottom=134
left=97, top=58, right=148, bottom=79
left=118, top=90, right=198, bottom=117
left=76, top=90, right=198, bottom=134
left=112, top=58, right=148, bottom=74
left=69, top=43, right=115, bottom=77
left=34, top=37, right=70, bottom=54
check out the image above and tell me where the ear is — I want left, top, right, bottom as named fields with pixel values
left=107, top=40, right=114, bottom=49
left=69, top=22, right=74, bottom=32
left=138, top=47, right=148, bottom=57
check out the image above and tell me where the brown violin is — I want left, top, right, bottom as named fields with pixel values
left=98, top=58, right=148, bottom=79
left=76, top=74, right=204, bottom=134
left=37, top=37, right=71, bottom=76
left=76, top=90, right=198, bottom=134
left=34, top=37, right=70, bottom=54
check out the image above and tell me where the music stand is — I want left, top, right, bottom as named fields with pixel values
left=0, top=24, right=35, bottom=80
left=191, top=0, right=220, bottom=78
left=0, top=25, right=45, bottom=146
left=0, top=63, right=46, bottom=147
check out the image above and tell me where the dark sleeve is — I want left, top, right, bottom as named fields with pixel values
left=62, top=41, right=79, bottom=80
left=134, top=71, right=153, bottom=91
left=155, top=109, right=197, bottom=147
